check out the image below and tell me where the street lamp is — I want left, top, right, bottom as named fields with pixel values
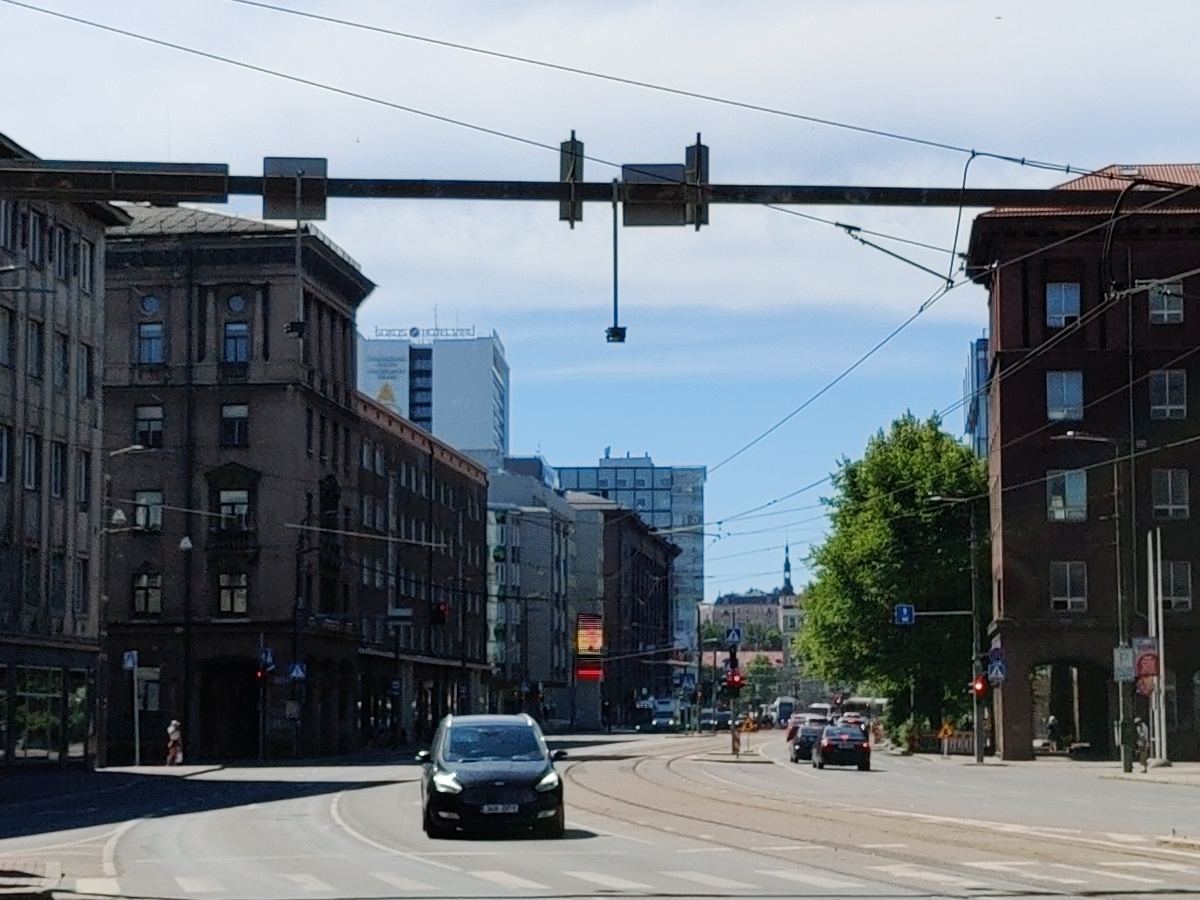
left=1051, top=430, right=1133, bottom=773
left=928, top=494, right=986, bottom=765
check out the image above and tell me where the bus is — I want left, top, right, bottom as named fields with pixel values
left=840, top=696, right=888, bottom=720
left=768, top=696, right=797, bottom=728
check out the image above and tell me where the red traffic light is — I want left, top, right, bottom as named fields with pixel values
left=970, top=676, right=987, bottom=696
left=727, top=669, right=745, bottom=689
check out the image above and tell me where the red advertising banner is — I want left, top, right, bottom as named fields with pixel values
left=575, top=614, right=604, bottom=682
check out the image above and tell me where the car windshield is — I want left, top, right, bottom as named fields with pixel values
left=445, top=725, right=544, bottom=761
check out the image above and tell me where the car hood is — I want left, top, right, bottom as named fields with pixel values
left=444, top=759, right=552, bottom=786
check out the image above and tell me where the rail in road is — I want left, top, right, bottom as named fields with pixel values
left=562, top=734, right=1200, bottom=897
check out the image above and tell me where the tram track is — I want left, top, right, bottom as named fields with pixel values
left=562, top=736, right=1190, bottom=898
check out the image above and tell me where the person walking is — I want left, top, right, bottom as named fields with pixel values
left=166, top=719, right=184, bottom=766
left=1046, top=715, right=1060, bottom=752
left=1134, top=717, right=1150, bottom=773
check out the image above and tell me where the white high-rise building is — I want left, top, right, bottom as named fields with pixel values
left=556, top=453, right=705, bottom=651
left=357, top=327, right=509, bottom=459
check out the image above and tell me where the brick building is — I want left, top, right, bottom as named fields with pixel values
left=968, top=165, right=1200, bottom=760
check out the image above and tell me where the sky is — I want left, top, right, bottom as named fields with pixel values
left=4, top=0, right=1198, bottom=601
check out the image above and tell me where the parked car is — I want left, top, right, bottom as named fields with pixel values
left=789, top=720, right=826, bottom=762
left=698, top=709, right=718, bottom=731
left=636, top=715, right=682, bottom=733
left=812, top=724, right=871, bottom=771
left=417, top=713, right=567, bottom=838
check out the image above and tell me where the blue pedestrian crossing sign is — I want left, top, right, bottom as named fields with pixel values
left=894, top=604, right=916, bottom=626
left=289, top=662, right=307, bottom=681
left=987, top=659, right=1008, bottom=684
left=724, top=627, right=742, bottom=647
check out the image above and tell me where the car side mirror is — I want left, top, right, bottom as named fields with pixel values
left=552, top=749, right=568, bottom=761
left=416, top=750, right=431, bottom=763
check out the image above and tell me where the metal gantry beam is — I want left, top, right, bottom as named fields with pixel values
left=0, top=158, right=1192, bottom=212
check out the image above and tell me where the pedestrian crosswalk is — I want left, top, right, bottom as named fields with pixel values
left=70, top=858, right=1197, bottom=897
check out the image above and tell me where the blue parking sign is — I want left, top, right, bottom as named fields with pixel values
left=894, top=604, right=916, bottom=626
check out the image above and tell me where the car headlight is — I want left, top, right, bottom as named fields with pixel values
left=432, top=771, right=463, bottom=794
left=535, top=769, right=561, bottom=792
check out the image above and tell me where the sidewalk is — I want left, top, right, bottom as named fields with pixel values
left=889, top=745, right=1200, bottom=787
left=0, top=767, right=146, bottom=808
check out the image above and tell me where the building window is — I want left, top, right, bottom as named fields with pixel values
left=1046, top=371, right=1083, bottom=421
left=49, top=442, right=66, bottom=498
left=0, top=424, right=8, bottom=483
left=139, top=671, right=161, bottom=712
left=77, top=344, right=93, bottom=398
left=1050, top=561, right=1087, bottom=612
left=1152, top=468, right=1189, bottom=519
left=1147, top=281, right=1184, bottom=324
left=52, top=332, right=68, bottom=388
left=22, top=433, right=40, bottom=490
left=1046, top=282, right=1081, bottom=327
left=305, top=408, right=314, bottom=456
left=219, top=572, right=248, bottom=615
left=137, top=322, right=165, bottom=365
left=361, top=495, right=373, bottom=528
left=1150, top=370, right=1187, bottom=420
left=135, top=405, right=164, bottom=448
left=71, top=557, right=88, bottom=613
left=361, top=440, right=372, bottom=470
left=79, top=239, right=94, bottom=293
left=374, top=445, right=385, bottom=475
left=76, top=451, right=91, bottom=507
left=318, top=415, right=328, bottom=461
left=134, top=490, right=164, bottom=531
left=133, top=572, right=163, bottom=615
left=53, top=227, right=69, bottom=279
left=25, top=320, right=43, bottom=378
left=220, top=403, right=249, bottom=447
left=28, top=212, right=44, bottom=267
left=0, top=307, right=13, bottom=367
left=1162, top=561, right=1192, bottom=612
left=219, top=489, right=249, bottom=530
left=1046, top=469, right=1086, bottom=521
left=0, top=198, right=14, bottom=249
left=223, top=322, right=249, bottom=363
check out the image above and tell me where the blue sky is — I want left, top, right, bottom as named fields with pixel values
left=4, top=0, right=1195, bottom=599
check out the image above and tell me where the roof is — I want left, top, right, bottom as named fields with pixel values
left=980, top=164, right=1200, bottom=218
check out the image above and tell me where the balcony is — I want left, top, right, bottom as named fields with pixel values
left=206, top=522, right=259, bottom=559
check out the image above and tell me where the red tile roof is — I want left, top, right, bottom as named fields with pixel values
left=983, top=164, right=1200, bottom=217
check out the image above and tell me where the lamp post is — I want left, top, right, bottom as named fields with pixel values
left=929, top=494, right=986, bottom=765
left=1052, top=430, right=1133, bottom=772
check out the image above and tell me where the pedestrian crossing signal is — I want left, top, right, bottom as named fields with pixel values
left=432, top=601, right=448, bottom=626
left=969, top=675, right=987, bottom=697
left=727, top=669, right=745, bottom=696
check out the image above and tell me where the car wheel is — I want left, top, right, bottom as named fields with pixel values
left=858, top=760, right=871, bottom=772
left=536, top=805, right=565, bottom=839
left=423, top=804, right=452, bottom=839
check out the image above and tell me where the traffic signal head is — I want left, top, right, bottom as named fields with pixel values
left=432, top=601, right=448, bottom=626
left=727, top=669, right=745, bottom=696
left=255, top=667, right=267, bottom=680
left=970, top=675, right=987, bottom=697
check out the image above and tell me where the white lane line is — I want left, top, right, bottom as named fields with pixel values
left=1054, top=864, right=1161, bottom=884
left=371, top=872, right=437, bottom=891
left=661, top=870, right=756, bottom=889
left=102, top=819, right=140, bottom=876
left=859, top=842, right=907, bottom=849
left=175, top=876, right=224, bottom=892
left=563, top=871, right=651, bottom=890
left=470, top=870, right=549, bottom=890
left=328, top=793, right=458, bottom=871
left=281, top=873, right=334, bottom=892
left=675, top=846, right=731, bottom=853
left=74, top=878, right=122, bottom=895
left=868, top=863, right=988, bottom=888
left=963, top=861, right=1085, bottom=884
left=759, top=869, right=863, bottom=888
left=1105, top=832, right=1151, bottom=843
left=1101, top=861, right=1195, bottom=873
left=761, top=844, right=823, bottom=850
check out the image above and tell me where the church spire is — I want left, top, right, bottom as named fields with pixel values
left=783, top=543, right=794, bottom=595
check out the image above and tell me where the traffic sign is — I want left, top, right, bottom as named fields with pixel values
left=390, top=678, right=402, bottom=695
left=288, top=662, right=307, bottom=681
left=1113, top=646, right=1135, bottom=683
left=894, top=604, right=916, bottom=626
left=122, top=650, right=138, bottom=671
left=260, top=647, right=275, bottom=671
left=724, top=627, right=742, bottom=647
left=987, top=660, right=1007, bottom=684
left=988, top=646, right=1004, bottom=664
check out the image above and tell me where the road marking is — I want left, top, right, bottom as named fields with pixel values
left=1105, top=832, right=1150, bottom=843
left=761, top=844, right=823, bottom=850
left=963, top=861, right=1085, bottom=884
left=868, top=863, right=987, bottom=888
left=74, top=878, right=121, bottom=895
left=175, top=876, right=223, bottom=892
left=759, top=869, right=863, bottom=888
left=563, top=871, right=650, bottom=890
left=662, top=870, right=756, bottom=889
left=859, top=842, right=907, bottom=849
left=102, top=819, right=140, bottom=876
left=470, top=870, right=549, bottom=890
left=328, top=793, right=458, bottom=871
left=1054, top=864, right=1161, bottom=884
left=676, top=846, right=731, bottom=853
left=371, top=872, right=437, bottom=891
left=281, top=873, right=334, bottom=891
left=1101, top=861, right=1194, bottom=873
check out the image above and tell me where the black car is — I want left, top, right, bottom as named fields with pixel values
left=789, top=721, right=826, bottom=762
left=812, top=724, right=871, bottom=771
left=417, top=713, right=567, bottom=838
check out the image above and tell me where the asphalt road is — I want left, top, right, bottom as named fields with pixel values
left=4, top=732, right=1200, bottom=899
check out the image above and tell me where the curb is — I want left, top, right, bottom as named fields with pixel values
left=1157, top=836, right=1200, bottom=849
left=1099, top=773, right=1200, bottom=788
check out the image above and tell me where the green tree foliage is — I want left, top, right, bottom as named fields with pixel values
left=797, top=413, right=987, bottom=730
left=744, top=653, right=779, bottom=705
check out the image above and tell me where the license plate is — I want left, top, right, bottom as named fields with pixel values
left=480, top=803, right=518, bottom=815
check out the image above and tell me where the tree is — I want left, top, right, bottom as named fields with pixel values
left=744, top=654, right=779, bottom=705
left=797, top=413, right=987, bottom=731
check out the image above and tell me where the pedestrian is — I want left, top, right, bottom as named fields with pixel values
left=1046, top=715, right=1060, bottom=752
left=165, top=719, right=183, bottom=766
left=1135, top=717, right=1150, bottom=773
